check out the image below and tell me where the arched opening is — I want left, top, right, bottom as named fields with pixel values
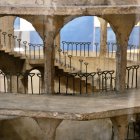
left=28, top=69, right=42, bottom=94
left=13, top=17, right=44, bottom=59
left=0, top=16, right=44, bottom=60
left=54, top=16, right=117, bottom=94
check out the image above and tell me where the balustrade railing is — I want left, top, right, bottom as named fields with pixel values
left=126, top=65, right=140, bottom=89
left=0, top=64, right=139, bottom=95
left=0, top=71, right=43, bottom=94
left=55, top=70, right=116, bottom=95
left=60, top=41, right=140, bottom=62
left=0, top=30, right=44, bottom=59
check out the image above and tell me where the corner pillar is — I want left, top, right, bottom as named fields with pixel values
left=111, top=115, right=128, bottom=140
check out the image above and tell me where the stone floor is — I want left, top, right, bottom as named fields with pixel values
left=0, top=88, right=140, bottom=120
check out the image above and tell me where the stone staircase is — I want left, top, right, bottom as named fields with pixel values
left=0, top=43, right=100, bottom=94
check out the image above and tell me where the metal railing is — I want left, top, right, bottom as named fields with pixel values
left=0, top=30, right=44, bottom=59
left=60, top=41, right=140, bottom=62
left=126, top=65, right=140, bottom=89
left=0, top=71, right=43, bottom=94
left=55, top=70, right=116, bottom=95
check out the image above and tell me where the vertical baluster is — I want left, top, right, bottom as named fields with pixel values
left=28, top=43, right=31, bottom=59
left=8, top=34, right=12, bottom=50
left=67, top=42, right=70, bottom=55
left=97, top=71, right=102, bottom=92
left=2, top=32, right=7, bottom=47
left=94, top=43, right=98, bottom=57
left=58, top=74, right=61, bottom=94
left=109, top=70, right=114, bottom=91
left=84, top=73, right=90, bottom=94
left=75, top=42, right=78, bottom=56
left=37, top=73, right=42, bottom=94
left=90, top=72, right=96, bottom=94
left=84, top=62, right=88, bottom=74
left=16, top=73, right=21, bottom=93
left=71, top=42, right=74, bottom=56
left=62, top=41, right=65, bottom=54
left=64, top=52, right=67, bottom=68
left=17, top=39, right=21, bottom=53
left=134, top=65, right=139, bottom=88
left=83, top=43, right=86, bottom=57
left=87, top=42, right=90, bottom=57
left=71, top=73, right=77, bottom=95
left=126, top=66, right=131, bottom=89
left=80, top=43, right=82, bottom=56
left=131, top=66, right=135, bottom=88
left=28, top=73, right=35, bottom=94
left=68, top=55, right=72, bottom=70
left=79, top=59, right=83, bottom=73
left=13, top=36, right=17, bottom=51
left=78, top=73, right=84, bottom=95
left=23, top=41, right=27, bottom=56
left=65, top=74, right=69, bottom=95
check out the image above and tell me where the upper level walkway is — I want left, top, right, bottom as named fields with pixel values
left=0, top=88, right=140, bottom=121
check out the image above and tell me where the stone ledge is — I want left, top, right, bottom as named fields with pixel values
left=0, top=89, right=140, bottom=120
left=0, top=5, right=140, bottom=15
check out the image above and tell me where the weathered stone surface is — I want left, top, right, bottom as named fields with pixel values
left=0, top=0, right=139, bottom=6
left=0, top=89, right=140, bottom=120
left=56, top=119, right=112, bottom=140
left=0, top=117, right=46, bottom=140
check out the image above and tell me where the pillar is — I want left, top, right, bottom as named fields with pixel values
left=35, top=118, right=62, bottom=140
left=44, top=16, right=56, bottom=94
left=111, top=116, right=128, bottom=140
left=115, top=39, right=128, bottom=92
left=98, top=17, right=107, bottom=57
left=55, top=33, right=60, bottom=48
left=103, top=15, right=135, bottom=92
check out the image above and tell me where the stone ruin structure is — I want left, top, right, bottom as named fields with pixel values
left=0, top=0, right=140, bottom=140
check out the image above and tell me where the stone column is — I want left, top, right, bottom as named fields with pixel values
left=103, top=15, right=135, bottom=93
left=98, top=17, right=107, bottom=57
left=35, top=118, right=62, bottom=140
left=44, top=16, right=56, bottom=94
left=111, top=116, right=128, bottom=140
left=115, top=39, right=128, bottom=92
left=55, top=33, right=60, bottom=48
